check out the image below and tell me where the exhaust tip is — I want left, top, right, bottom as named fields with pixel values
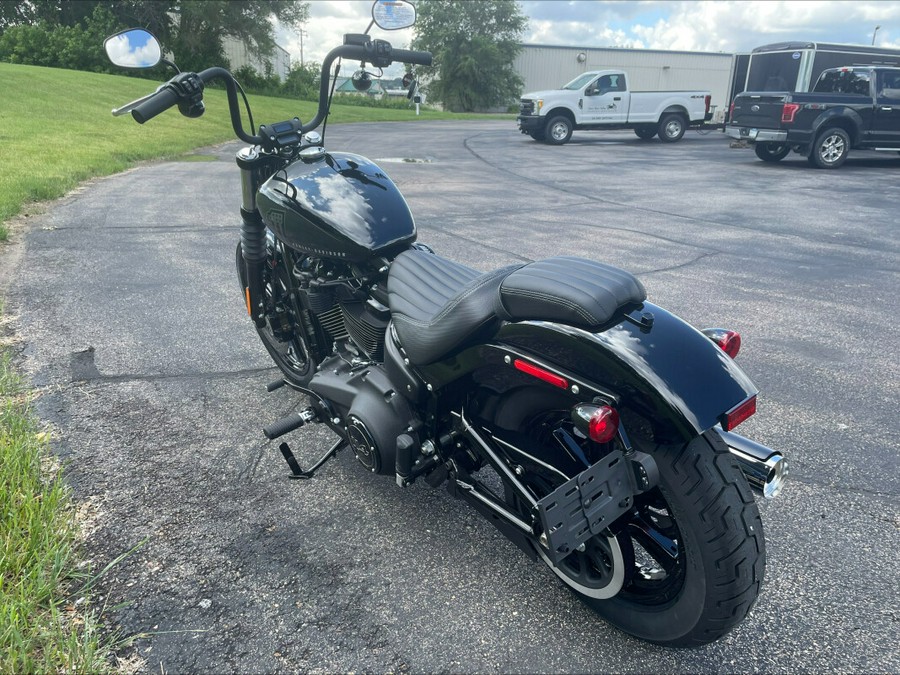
left=761, top=454, right=788, bottom=500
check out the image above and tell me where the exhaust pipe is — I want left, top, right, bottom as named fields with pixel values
left=718, top=428, right=788, bottom=500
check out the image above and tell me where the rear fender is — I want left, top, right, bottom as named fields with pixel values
left=811, top=109, right=863, bottom=144
left=421, top=302, right=757, bottom=445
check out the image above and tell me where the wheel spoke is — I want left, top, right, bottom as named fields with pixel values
left=628, top=512, right=679, bottom=571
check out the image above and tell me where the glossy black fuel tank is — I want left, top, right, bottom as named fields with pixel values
left=256, top=151, right=416, bottom=261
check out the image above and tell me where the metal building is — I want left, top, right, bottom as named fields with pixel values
left=223, top=36, right=291, bottom=81
left=515, top=44, right=736, bottom=120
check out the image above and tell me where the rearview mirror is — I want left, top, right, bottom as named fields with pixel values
left=104, top=29, right=161, bottom=69
left=372, top=0, right=416, bottom=31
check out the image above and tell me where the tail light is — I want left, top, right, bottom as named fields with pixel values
left=704, top=94, right=711, bottom=114
left=513, top=358, right=568, bottom=390
left=701, top=328, right=741, bottom=358
left=572, top=404, right=620, bottom=444
left=729, top=100, right=735, bottom=122
left=721, top=395, right=756, bottom=431
left=781, top=102, right=800, bottom=123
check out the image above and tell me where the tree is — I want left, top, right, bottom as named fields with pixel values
left=411, top=0, right=527, bottom=112
left=0, top=1, right=309, bottom=75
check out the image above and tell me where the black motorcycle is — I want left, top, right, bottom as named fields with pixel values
left=105, top=0, right=787, bottom=647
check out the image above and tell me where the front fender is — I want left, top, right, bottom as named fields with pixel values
left=452, top=302, right=757, bottom=443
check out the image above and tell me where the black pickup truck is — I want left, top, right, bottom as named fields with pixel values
left=726, top=66, right=900, bottom=168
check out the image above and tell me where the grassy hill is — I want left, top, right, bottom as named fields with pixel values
left=0, top=62, right=499, bottom=239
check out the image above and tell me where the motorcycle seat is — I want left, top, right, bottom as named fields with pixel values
left=387, top=250, right=646, bottom=365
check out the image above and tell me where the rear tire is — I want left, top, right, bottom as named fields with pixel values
left=754, top=142, right=791, bottom=162
left=657, top=113, right=686, bottom=142
left=808, top=127, right=850, bottom=169
left=634, top=126, right=657, bottom=140
left=506, top=420, right=766, bottom=646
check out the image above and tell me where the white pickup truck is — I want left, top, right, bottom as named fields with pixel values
left=517, top=70, right=713, bottom=145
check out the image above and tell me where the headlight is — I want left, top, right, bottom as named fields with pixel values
left=536, top=99, right=544, bottom=113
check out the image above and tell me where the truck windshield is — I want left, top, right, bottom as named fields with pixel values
left=562, top=73, right=596, bottom=90
left=813, top=69, right=871, bottom=95
left=746, top=51, right=803, bottom=91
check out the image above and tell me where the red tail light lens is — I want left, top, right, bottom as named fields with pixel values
left=729, top=100, right=735, bottom=121
left=704, top=95, right=711, bottom=114
left=701, top=328, right=742, bottom=358
left=781, top=103, right=800, bottom=123
left=572, top=404, right=620, bottom=444
left=722, top=395, right=756, bottom=431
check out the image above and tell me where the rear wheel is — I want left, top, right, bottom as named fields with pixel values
left=657, top=113, right=686, bottom=142
left=235, top=242, right=315, bottom=388
left=808, top=127, right=850, bottom=169
left=505, top=412, right=765, bottom=646
left=754, top=142, right=791, bottom=162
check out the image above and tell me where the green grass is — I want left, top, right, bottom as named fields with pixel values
left=0, top=62, right=505, bottom=240
left=0, top=312, right=112, bottom=672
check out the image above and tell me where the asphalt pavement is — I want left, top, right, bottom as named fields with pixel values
left=3, top=120, right=899, bottom=672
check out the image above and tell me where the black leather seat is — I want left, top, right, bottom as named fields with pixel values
left=387, top=250, right=646, bottom=365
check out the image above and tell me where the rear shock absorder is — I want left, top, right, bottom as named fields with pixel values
left=236, top=146, right=283, bottom=328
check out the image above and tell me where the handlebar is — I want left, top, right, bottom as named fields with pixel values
left=126, top=40, right=433, bottom=144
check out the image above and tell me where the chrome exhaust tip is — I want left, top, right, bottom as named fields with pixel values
left=718, top=428, right=788, bottom=500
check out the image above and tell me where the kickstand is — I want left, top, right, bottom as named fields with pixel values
left=280, top=438, right=347, bottom=480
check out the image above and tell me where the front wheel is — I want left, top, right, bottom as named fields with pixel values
left=545, top=115, right=573, bottom=145
left=754, top=142, right=791, bottom=162
left=808, top=127, right=850, bottom=169
left=516, top=428, right=765, bottom=646
left=235, top=242, right=315, bottom=388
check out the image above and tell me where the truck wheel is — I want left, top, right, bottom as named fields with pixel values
left=808, top=127, right=850, bottom=169
left=634, top=126, right=657, bottom=140
left=657, top=114, right=686, bottom=143
left=545, top=116, right=573, bottom=145
left=754, top=143, right=790, bottom=162
left=528, top=130, right=546, bottom=142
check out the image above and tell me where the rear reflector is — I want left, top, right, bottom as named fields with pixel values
left=513, top=359, right=568, bottom=389
left=722, top=395, right=757, bottom=431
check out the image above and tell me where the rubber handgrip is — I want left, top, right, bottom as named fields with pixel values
left=390, top=49, right=433, bottom=67
left=263, top=414, right=306, bottom=440
left=131, top=85, right=181, bottom=124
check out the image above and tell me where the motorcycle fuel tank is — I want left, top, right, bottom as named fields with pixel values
left=256, top=151, right=416, bottom=261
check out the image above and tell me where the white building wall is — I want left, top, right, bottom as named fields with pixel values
left=223, top=36, right=291, bottom=81
left=516, top=45, right=735, bottom=116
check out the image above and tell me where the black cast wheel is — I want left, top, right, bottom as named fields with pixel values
left=634, top=125, right=657, bottom=140
left=808, top=127, right=850, bottom=169
left=657, top=113, right=686, bottom=142
left=754, top=142, right=791, bottom=162
left=235, top=242, right=314, bottom=388
left=505, top=413, right=765, bottom=647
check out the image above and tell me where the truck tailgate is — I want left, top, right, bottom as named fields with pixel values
left=732, top=93, right=787, bottom=127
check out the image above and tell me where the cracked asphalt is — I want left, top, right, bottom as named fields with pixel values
left=3, top=120, right=899, bottom=672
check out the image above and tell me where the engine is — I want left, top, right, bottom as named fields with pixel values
left=308, top=353, right=414, bottom=474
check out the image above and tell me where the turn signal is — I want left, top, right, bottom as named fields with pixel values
left=701, top=328, right=741, bottom=358
left=572, top=404, right=620, bottom=444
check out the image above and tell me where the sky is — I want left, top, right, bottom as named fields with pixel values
left=275, top=1, right=900, bottom=77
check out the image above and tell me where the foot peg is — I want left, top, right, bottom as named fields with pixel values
left=263, top=407, right=317, bottom=440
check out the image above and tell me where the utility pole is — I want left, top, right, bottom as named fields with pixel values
left=872, top=25, right=881, bottom=45
left=298, top=28, right=308, bottom=65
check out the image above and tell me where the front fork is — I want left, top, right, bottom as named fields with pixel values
left=236, top=146, right=284, bottom=328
